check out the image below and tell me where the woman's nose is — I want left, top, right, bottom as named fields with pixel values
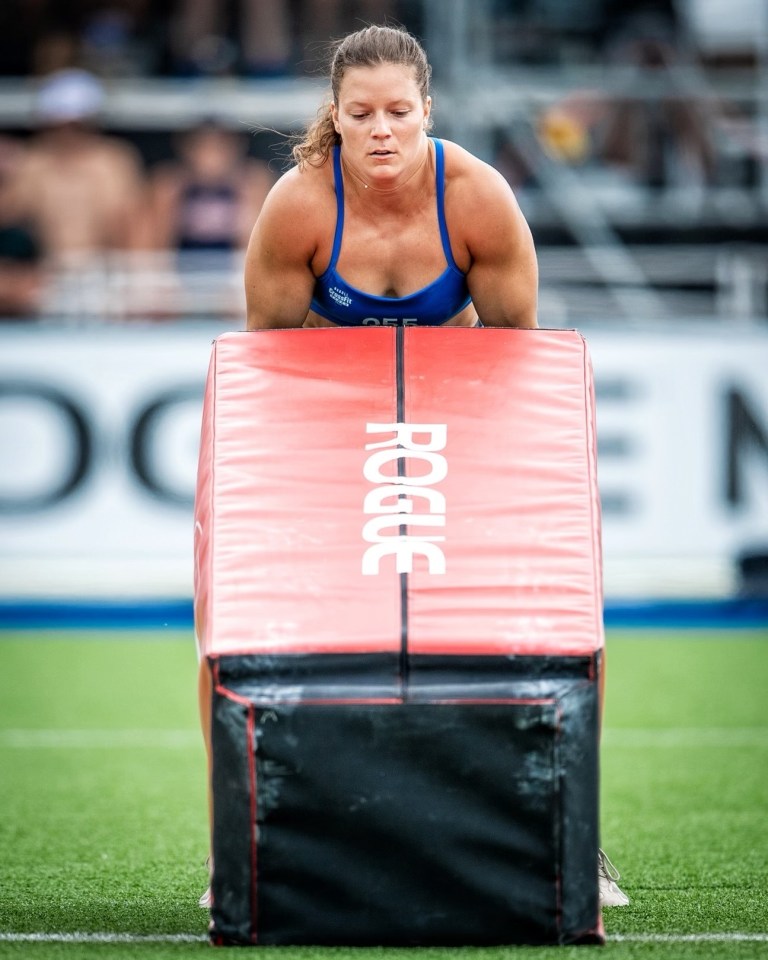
left=371, top=114, right=391, bottom=136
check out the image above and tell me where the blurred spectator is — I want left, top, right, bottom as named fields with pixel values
left=0, top=225, right=44, bottom=319
left=595, top=17, right=717, bottom=188
left=0, top=136, right=44, bottom=318
left=77, top=0, right=160, bottom=78
left=527, top=14, right=718, bottom=191
left=0, top=1, right=49, bottom=77
left=493, top=134, right=539, bottom=192
left=30, top=30, right=83, bottom=77
left=0, top=0, right=404, bottom=80
left=0, top=1, right=162, bottom=79
left=0, top=69, right=147, bottom=264
left=142, top=120, right=275, bottom=253
left=167, top=0, right=398, bottom=77
left=168, top=0, right=292, bottom=77
left=294, top=0, right=398, bottom=71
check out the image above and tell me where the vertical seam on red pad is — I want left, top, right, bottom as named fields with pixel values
left=396, top=326, right=409, bottom=702
left=246, top=705, right=258, bottom=944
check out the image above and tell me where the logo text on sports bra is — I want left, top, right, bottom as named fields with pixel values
left=361, top=422, right=447, bottom=576
left=362, top=317, right=418, bottom=326
left=329, top=286, right=352, bottom=307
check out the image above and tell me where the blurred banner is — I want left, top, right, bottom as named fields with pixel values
left=1, top=324, right=766, bottom=599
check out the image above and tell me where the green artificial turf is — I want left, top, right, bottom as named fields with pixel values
left=0, top=629, right=766, bottom=960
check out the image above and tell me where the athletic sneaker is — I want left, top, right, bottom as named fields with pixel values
left=199, top=856, right=212, bottom=908
left=598, top=848, right=629, bottom=907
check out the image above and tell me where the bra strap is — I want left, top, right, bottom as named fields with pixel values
left=433, top=138, right=460, bottom=272
left=329, top=145, right=345, bottom=269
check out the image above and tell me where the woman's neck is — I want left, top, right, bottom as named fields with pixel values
left=340, top=138, right=432, bottom=205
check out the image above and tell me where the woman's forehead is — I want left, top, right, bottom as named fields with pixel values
left=337, top=63, right=421, bottom=101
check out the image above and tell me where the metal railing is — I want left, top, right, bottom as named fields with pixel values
left=21, top=246, right=766, bottom=327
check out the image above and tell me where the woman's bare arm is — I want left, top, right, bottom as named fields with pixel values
left=457, top=155, right=539, bottom=328
left=244, top=169, right=320, bottom=330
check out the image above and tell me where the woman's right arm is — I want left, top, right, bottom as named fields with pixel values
left=244, top=170, right=319, bottom=330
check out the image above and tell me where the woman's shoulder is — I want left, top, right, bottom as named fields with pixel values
left=262, top=158, right=334, bottom=217
left=438, top=138, right=514, bottom=201
left=251, top=157, right=335, bottom=255
left=437, top=138, right=530, bottom=258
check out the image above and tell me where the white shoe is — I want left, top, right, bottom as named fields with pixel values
left=598, top=848, right=629, bottom=907
left=199, top=855, right=212, bottom=908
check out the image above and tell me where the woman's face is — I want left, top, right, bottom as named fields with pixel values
left=332, top=62, right=431, bottom=188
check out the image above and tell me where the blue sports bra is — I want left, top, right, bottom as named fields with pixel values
left=310, top=138, right=472, bottom=326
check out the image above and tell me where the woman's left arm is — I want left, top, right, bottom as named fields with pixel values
left=461, top=162, right=539, bottom=328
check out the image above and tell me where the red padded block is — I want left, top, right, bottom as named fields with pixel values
left=404, top=329, right=603, bottom=656
left=195, top=328, right=399, bottom=656
left=194, top=328, right=603, bottom=659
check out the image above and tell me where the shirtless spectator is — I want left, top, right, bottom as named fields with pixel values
left=0, top=69, right=146, bottom=266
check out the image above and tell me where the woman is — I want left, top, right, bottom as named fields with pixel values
left=243, top=24, right=538, bottom=330
left=201, top=23, right=628, bottom=912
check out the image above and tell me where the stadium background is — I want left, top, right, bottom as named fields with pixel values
left=1, top=0, right=767, bottom=612
left=0, top=0, right=767, bottom=954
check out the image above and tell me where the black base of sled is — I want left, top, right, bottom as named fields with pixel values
left=208, top=653, right=604, bottom=946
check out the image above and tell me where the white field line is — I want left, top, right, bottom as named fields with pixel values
left=0, top=932, right=767, bottom=945
left=612, top=933, right=768, bottom=943
left=1, top=727, right=766, bottom=749
left=0, top=933, right=207, bottom=943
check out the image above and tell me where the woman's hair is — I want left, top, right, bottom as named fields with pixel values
left=291, top=24, right=432, bottom=168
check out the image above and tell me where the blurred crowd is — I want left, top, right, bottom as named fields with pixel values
left=0, top=0, right=764, bottom=321
left=0, top=0, right=417, bottom=80
left=0, top=67, right=279, bottom=318
left=497, top=13, right=723, bottom=191
left=0, top=0, right=421, bottom=318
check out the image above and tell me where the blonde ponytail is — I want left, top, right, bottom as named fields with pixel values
left=291, top=99, right=339, bottom=168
